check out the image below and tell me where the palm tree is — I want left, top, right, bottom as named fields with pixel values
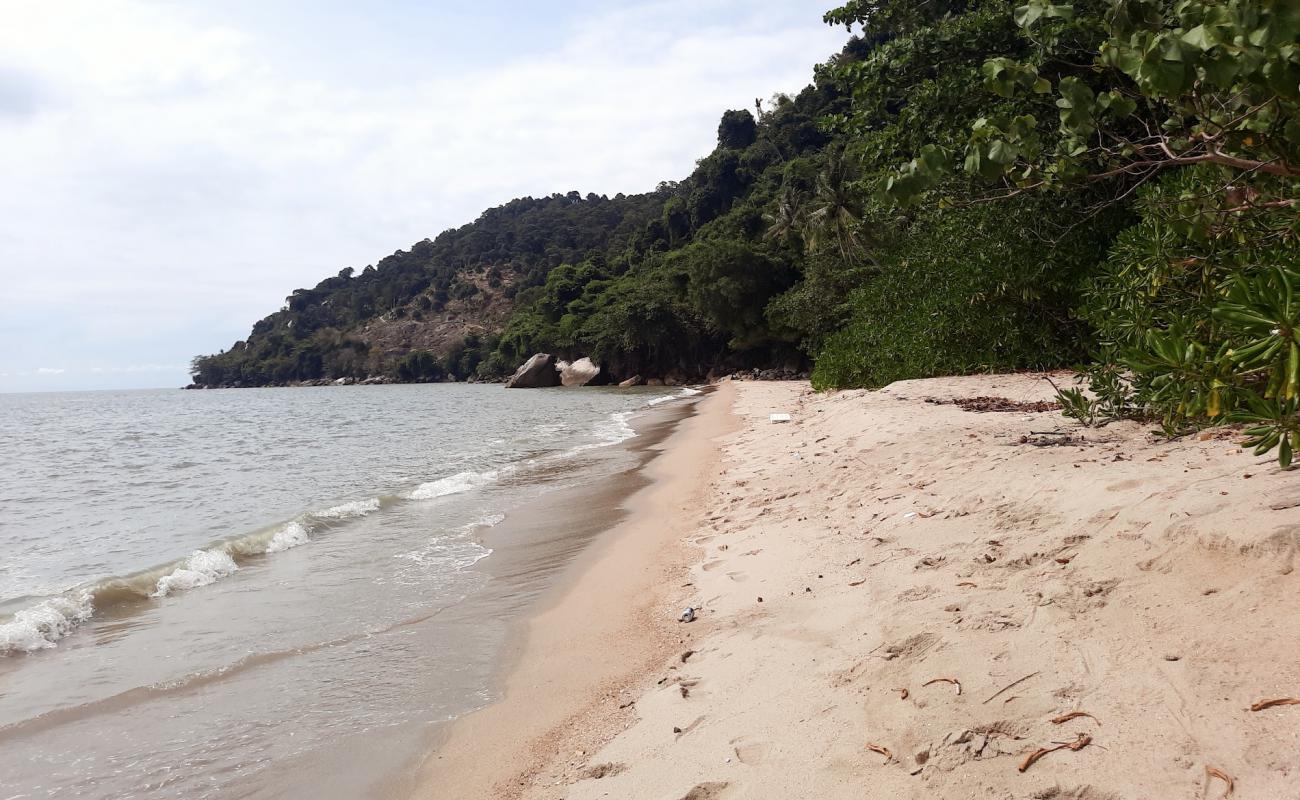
left=762, top=185, right=806, bottom=247
left=804, top=150, right=872, bottom=264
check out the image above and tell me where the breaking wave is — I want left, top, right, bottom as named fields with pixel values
left=0, top=592, right=94, bottom=654
left=0, top=496, right=387, bottom=654
left=408, top=470, right=502, bottom=500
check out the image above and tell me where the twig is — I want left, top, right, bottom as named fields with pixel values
left=865, top=743, right=893, bottom=762
left=1204, top=765, right=1235, bottom=796
left=1018, top=733, right=1091, bottom=773
left=983, top=671, right=1040, bottom=705
left=922, top=677, right=962, bottom=696
left=1249, top=697, right=1300, bottom=711
left=1050, top=711, right=1099, bottom=725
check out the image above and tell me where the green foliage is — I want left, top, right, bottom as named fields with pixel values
left=811, top=194, right=1128, bottom=389
left=717, top=110, right=759, bottom=150
left=188, top=0, right=1300, bottom=471
left=395, top=350, right=443, bottom=383
left=675, top=239, right=797, bottom=349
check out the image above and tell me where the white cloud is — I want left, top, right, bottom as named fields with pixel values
left=90, top=364, right=186, bottom=374
left=35, top=367, right=65, bottom=375
left=0, top=0, right=847, bottom=391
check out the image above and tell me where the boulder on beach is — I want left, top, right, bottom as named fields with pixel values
left=646, top=377, right=665, bottom=386
left=505, top=353, right=562, bottom=388
left=618, top=375, right=645, bottom=388
left=560, top=357, right=602, bottom=387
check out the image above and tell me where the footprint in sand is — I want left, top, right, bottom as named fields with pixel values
left=729, top=736, right=770, bottom=765
left=702, top=559, right=724, bottom=571
left=580, top=762, right=626, bottom=780
left=679, top=782, right=730, bottom=800
left=725, top=571, right=748, bottom=582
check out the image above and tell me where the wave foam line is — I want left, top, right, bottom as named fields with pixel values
left=408, top=469, right=501, bottom=501
left=0, top=495, right=387, bottom=655
left=646, top=386, right=703, bottom=406
left=0, top=592, right=93, bottom=654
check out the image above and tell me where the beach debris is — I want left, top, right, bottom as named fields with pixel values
left=679, top=607, right=697, bottom=623
left=1019, top=432, right=1077, bottom=447
left=903, top=511, right=919, bottom=519
left=1017, top=733, right=1092, bottom=773
left=926, top=396, right=1062, bottom=413
left=865, top=743, right=894, bottom=762
left=984, top=671, right=1041, bottom=704
left=1204, top=766, right=1235, bottom=796
left=923, top=677, right=962, bottom=696
left=769, top=413, right=792, bottom=423
left=1050, top=711, right=1099, bottom=725
left=896, top=687, right=909, bottom=700
left=618, top=698, right=636, bottom=709
left=681, top=650, right=696, bottom=663
left=680, top=685, right=690, bottom=698
left=1249, top=697, right=1300, bottom=711
left=849, top=579, right=866, bottom=587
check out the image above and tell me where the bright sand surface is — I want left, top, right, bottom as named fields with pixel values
left=411, top=375, right=1300, bottom=799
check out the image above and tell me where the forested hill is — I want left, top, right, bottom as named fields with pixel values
left=193, top=0, right=1300, bottom=464
left=189, top=35, right=862, bottom=388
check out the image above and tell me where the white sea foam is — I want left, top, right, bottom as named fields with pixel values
left=646, top=386, right=702, bottom=406
left=264, top=520, right=311, bottom=554
left=314, top=498, right=381, bottom=519
left=391, top=514, right=499, bottom=585
left=466, top=512, right=506, bottom=530
left=597, top=410, right=637, bottom=444
left=409, top=470, right=499, bottom=500
left=152, top=549, right=239, bottom=597
left=0, top=591, right=94, bottom=653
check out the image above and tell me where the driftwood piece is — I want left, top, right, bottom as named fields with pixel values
left=1018, top=733, right=1091, bottom=773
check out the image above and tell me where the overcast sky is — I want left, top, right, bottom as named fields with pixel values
left=0, top=0, right=847, bottom=393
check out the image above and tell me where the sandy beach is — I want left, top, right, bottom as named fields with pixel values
left=414, top=375, right=1300, bottom=799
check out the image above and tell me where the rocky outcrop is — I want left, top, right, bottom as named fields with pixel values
left=618, top=375, right=645, bottom=388
left=560, top=357, right=603, bottom=387
left=505, top=353, right=562, bottom=388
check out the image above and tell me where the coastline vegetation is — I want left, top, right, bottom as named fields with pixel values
left=193, top=0, right=1300, bottom=462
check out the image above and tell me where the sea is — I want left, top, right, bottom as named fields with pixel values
left=0, top=383, right=702, bottom=799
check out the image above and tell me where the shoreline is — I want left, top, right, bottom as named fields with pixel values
left=405, top=375, right=1300, bottom=799
left=401, top=380, right=737, bottom=798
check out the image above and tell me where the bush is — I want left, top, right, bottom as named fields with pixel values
left=811, top=193, right=1129, bottom=389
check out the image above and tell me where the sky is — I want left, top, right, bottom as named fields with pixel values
left=0, top=0, right=848, bottom=392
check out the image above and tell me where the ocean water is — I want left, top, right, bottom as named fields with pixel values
left=0, top=383, right=700, bottom=799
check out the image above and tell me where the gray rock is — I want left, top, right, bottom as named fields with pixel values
left=505, top=353, right=562, bottom=389
left=560, top=357, right=602, bottom=387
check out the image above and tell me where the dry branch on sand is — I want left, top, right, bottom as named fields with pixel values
left=922, top=677, right=962, bottom=695
left=1204, top=765, right=1235, bottom=796
left=1017, top=733, right=1092, bottom=773
left=1050, top=711, right=1099, bottom=725
left=865, top=743, right=893, bottom=762
left=1248, top=698, right=1300, bottom=712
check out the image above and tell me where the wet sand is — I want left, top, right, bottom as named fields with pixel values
left=403, top=381, right=737, bottom=798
